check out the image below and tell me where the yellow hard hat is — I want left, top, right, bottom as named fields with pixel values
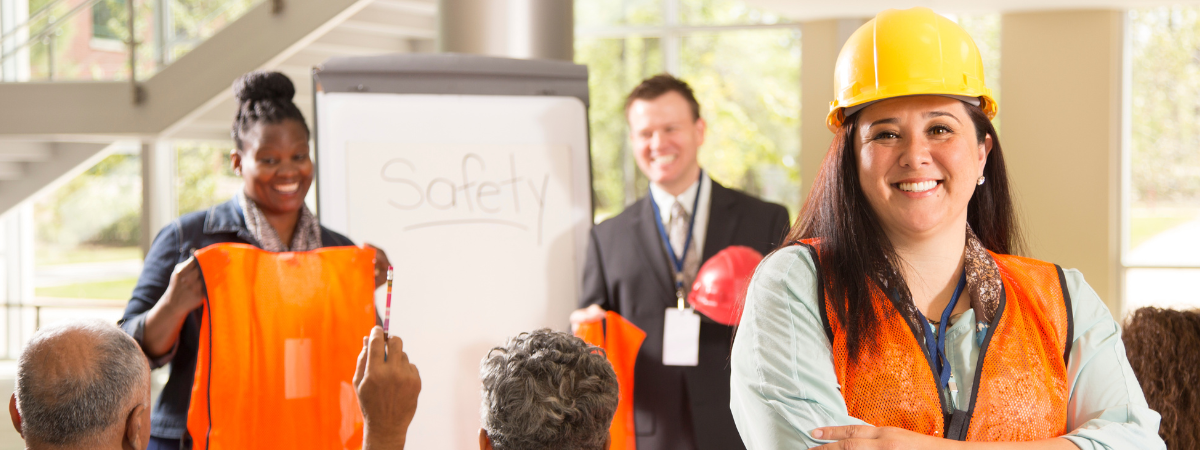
left=826, top=7, right=997, bottom=133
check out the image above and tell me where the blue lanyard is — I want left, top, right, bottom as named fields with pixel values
left=920, top=270, right=967, bottom=391
left=649, top=170, right=704, bottom=293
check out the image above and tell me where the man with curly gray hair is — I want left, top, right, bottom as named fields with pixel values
left=478, top=329, right=618, bottom=450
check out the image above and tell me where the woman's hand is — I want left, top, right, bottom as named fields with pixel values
left=364, top=243, right=391, bottom=289
left=812, top=426, right=1079, bottom=450
left=143, top=255, right=207, bottom=357
left=162, top=256, right=207, bottom=313
left=813, top=425, right=958, bottom=450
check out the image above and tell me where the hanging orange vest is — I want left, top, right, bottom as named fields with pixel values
left=575, top=311, right=646, bottom=450
left=798, top=240, right=1072, bottom=441
left=189, top=243, right=377, bottom=450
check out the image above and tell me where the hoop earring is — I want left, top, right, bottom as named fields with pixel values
left=977, top=176, right=986, bottom=186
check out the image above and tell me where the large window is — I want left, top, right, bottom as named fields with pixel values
left=92, top=0, right=127, bottom=41
left=32, top=144, right=142, bottom=327
left=176, top=141, right=243, bottom=216
left=1125, top=7, right=1200, bottom=314
left=575, top=0, right=800, bottom=221
left=575, top=2, right=1000, bottom=222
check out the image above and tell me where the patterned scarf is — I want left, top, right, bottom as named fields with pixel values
left=874, top=225, right=1003, bottom=344
left=238, top=191, right=322, bottom=252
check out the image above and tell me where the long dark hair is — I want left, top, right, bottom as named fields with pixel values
left=785, top=101, right=1023, bottom=359
left=1122, top=307, right=1200, bottom=449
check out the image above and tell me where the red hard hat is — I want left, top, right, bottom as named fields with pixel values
left=688, top=246, right=763, bottom=326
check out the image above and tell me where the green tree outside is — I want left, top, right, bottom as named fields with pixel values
left=176, top=141, right=242, bottom=216
left=575, top=0, right=800, bottom=222
left=1128, top=7, right=1200, bottom=249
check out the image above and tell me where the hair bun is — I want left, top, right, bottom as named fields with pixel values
left=233, top=71, right=295, bottom=103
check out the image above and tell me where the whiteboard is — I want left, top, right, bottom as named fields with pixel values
left=316, top=93, right=591, bottom=449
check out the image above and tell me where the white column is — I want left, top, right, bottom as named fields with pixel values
left=3, top=203, right=33, bottom=356
left=663, top=0, right=680, bottom=74
left=798, top=18, right=866, bottom=208
left=438, top=0, right=574, bottom=61
left=0, top=0, right=31, bottom=81
left=141, top=141, right=176, bottom=256
left=1001, top=10, right=1125, bottom=314
left=154, top=0, right=175, bottom=66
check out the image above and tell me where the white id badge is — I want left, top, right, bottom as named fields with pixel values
left=663, top=307, right=701, bottom=366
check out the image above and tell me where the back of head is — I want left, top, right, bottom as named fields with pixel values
left=231, top=70, right=309, bottom=150
left=1122, top=307, right=1200, bottom=449
left=480, top=329, right=617, bottom=450
left=16, top=320, right=148, bottom=447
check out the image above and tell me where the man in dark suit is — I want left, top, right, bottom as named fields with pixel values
left=571, top=74, right=790, bottom=450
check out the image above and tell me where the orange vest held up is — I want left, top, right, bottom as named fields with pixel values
left=575, top=311, right=646, bottom=450
left=189, top=243, right=377, bottom=450
left=798, top=239, right=1072, bottom=441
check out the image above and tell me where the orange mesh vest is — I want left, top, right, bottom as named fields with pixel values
left=575, top=311, right=646, bottom=450
left=798, top=240, right=1072, bottom=441
left=189, top=244, right=377, bottom=450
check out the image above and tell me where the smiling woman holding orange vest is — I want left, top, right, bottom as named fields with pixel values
left=729, top=8, right=1165, bottom=450
left=119, top=71, right=392, bottom=450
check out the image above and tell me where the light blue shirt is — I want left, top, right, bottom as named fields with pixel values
left=730, top=245, right=1166, bottom=449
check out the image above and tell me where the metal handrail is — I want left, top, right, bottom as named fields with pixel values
left=0, top=0, right=71, bottom=43
left=159, top=0, right=248, bottom=63
left=0, top=0, right=106, bottom=64
left=0, top=0, right=280, bottom=100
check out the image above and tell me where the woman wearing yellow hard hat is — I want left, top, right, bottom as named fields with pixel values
left=729, top=7, right=1165, bottom=449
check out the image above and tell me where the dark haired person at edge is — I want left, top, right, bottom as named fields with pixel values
left=118, top=71, right=392, bottom=450
left=570, top=73, right=790, bottom=450
left=1122, top=307, right=1200, bottom=449
left=729, top=8, right=1164, bottom=450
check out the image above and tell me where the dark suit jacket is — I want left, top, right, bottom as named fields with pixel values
left=581, top=180, right=791, bottom=450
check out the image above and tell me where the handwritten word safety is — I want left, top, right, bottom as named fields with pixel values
left=378, top=153, right=551, bottom=243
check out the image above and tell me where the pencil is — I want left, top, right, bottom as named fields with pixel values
left=384, top=266, right=394, bottom=339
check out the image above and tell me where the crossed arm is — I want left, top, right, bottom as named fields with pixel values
left=729, top=247, right=1165, bottom=450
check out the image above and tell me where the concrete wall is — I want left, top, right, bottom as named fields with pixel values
left=1001, top=10, right=1125, bottom=314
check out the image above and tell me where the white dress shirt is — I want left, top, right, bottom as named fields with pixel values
left=649, top=171, right=713, bottom=261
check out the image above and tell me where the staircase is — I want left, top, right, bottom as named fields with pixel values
left=0, top=0, right=437, bottom=214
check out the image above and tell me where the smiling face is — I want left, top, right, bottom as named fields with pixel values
left=628, top=91, right=706, bottom=195
left=854, top=95, right=992, bottom=242
left=231, top=119, right=313, bottom=215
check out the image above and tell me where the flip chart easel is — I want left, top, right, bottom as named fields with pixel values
left=314, top=53, right=591, bottom=450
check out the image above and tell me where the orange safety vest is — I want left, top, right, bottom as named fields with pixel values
left=798, top=239, right=1072, bottom=441
left=189, top=243, right=377, bottom=450
left=575, top=311, right=646, bottom=450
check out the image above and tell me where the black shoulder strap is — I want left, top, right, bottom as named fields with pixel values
left=1055, top=265, right=1074, bottom=366
left=945, top=410, right=971, bottom=440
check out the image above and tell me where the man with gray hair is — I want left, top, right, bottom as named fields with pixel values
left=477, top=329, right=618, bottom=450
left=8, top=320, right=152, bottom=450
